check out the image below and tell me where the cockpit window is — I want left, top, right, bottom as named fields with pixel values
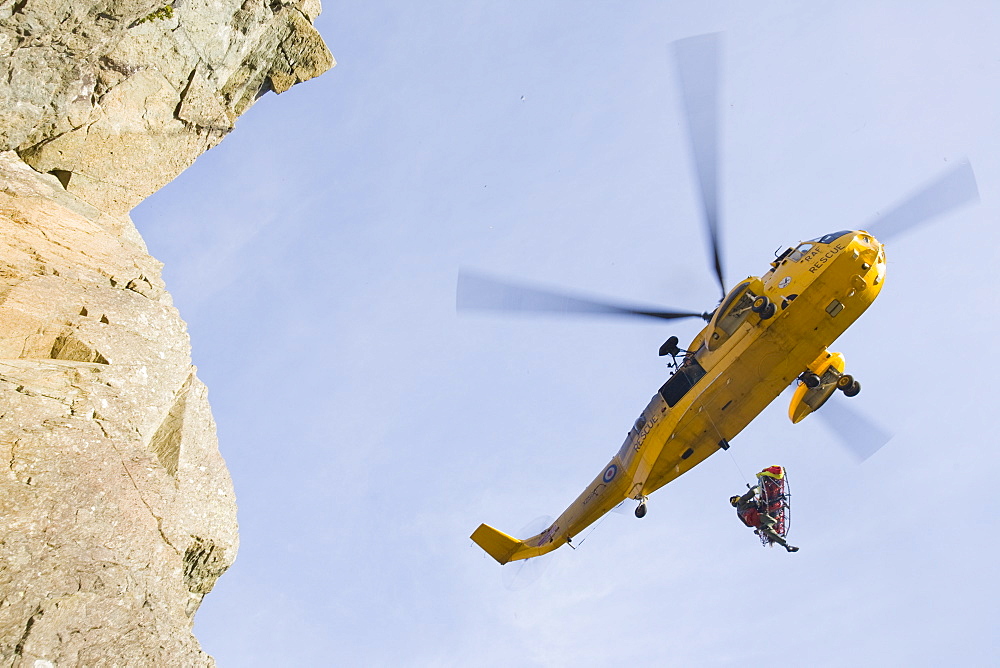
left=808, top=230, right=853, bottom=245
left=787, top=243, right=815, bottom=262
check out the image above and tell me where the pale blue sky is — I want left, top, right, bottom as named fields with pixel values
left=135, top=2, right=998, bottom=665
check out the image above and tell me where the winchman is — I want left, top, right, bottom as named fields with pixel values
left=730, top=467, right=799, bottom=553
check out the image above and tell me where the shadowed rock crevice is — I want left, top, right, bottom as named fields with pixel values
left=147, top=373, right=191, bottom=477
left=49, top=169, right=72, bottom=188
left=183, top=536, right=227, bottom=615
left=11, top=605, right=42, bottom=660
left=49, top=331, right=110, bottom=365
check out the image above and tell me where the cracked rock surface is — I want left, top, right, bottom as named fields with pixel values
left=0, top=152, right=235, bottom=665
left=0, top=1, right=332, bottom=665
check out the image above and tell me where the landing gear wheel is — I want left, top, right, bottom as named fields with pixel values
left=837, top=374, right=854, bottom=390
left=635, top=501, right=647, bottom=519
left=752, top=296, right=776, bottom=320
left=843, top=380, right=861, bottom=397
left=802, top=372, right=821, bottom=389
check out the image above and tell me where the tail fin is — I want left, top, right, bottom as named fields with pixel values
left=471, top=524, right=524, bottom=565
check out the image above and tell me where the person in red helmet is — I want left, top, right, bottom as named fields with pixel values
left=729, top=483, right=799, bottom=553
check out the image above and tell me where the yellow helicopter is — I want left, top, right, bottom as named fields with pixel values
left=461, top=34, right=979, bottom=565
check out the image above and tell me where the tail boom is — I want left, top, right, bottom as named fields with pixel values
left=470, top=523, right=564, bottom=565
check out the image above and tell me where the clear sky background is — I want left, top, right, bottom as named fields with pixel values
left=133, top=2, right=998, bottom=665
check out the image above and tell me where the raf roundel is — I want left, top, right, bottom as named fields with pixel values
left=602, top=464, right=618, bottom=483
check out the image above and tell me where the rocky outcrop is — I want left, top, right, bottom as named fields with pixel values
left=0, top=1, right=332, bottom=665
left=2, top=0, right=333, bottom=215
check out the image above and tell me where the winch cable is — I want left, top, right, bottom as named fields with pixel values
left=700, top=397, right=750, bottom=487
left=727, top=449, right=751, bottom=488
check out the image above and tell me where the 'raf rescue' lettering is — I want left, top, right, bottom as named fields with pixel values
left=803, top=242, right=845, bottom=273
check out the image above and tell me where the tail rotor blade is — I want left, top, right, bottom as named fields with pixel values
left=501, top=516, right=555, bottom=591
left=865, top=160, right=979, bottom=243
left=814, top=397, right=893, bottom=462
left=457, top=271, right=707, bottom=321
left=673, top=33, right=725, bottom=298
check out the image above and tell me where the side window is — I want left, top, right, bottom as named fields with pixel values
left=807, top=230, right=852, bottom=244
left=819, top=230, right=852, bottom=244
left=787, top=243, right=814, bottom=262
left=617, top=434, right=634, bottom=460
left=658, top=359, right=707, bottom=407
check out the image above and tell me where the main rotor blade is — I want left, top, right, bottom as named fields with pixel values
left=673, top=33, right=725, bottom=298
left=814, top=397, right=893, bottom=462
left=457, top=271, right=707, bottom=321
left=865, top=160, right=979, bottom=243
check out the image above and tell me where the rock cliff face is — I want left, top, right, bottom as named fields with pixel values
left=0, top=2, right=332, bottom=665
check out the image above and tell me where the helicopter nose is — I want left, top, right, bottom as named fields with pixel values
left=854, top=230, right=882, bottom=250
left=852, top=231, right=886, bottom=286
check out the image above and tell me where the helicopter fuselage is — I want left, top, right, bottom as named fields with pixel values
left=471, top=229, right=886, bottom=564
